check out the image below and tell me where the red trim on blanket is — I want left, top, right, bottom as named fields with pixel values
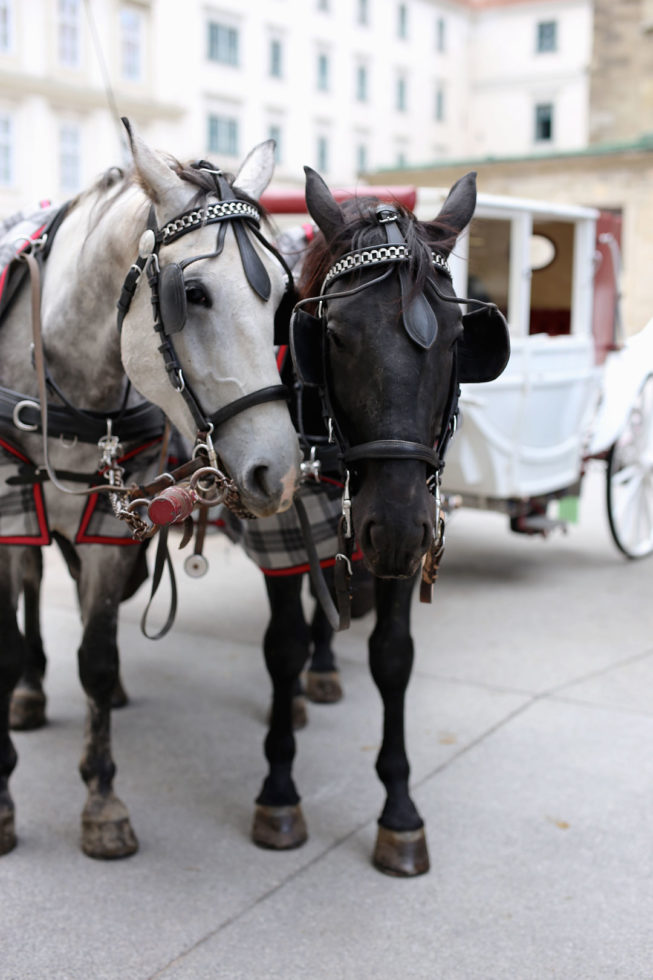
left=75, top=437, right=162, bottom=545
left=0, top=436, right=50, bottom=545
left=260, top=547, right=364, bottom=577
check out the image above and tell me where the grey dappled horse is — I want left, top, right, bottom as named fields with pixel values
left=0, top=123, right=300, bottom=858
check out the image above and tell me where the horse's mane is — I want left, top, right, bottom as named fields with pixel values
left=298, top=196, right=457, bottom=303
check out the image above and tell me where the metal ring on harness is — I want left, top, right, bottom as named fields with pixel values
left=12, top=399, right=39, bottom=431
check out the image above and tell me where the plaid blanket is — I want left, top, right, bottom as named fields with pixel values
left=219, top=476, right=362, bottom=576
left=0, top=434, right=162, bottom=546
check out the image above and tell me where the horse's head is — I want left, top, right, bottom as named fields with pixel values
left=295, top=168, right=509, bottom=577
left=118, top=122, right=300, bottom=517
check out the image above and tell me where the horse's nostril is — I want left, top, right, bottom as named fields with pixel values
left=249, top=465, right=270, bottom=498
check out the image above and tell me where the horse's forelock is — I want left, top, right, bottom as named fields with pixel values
left=298, top=197, right=453, bottom=303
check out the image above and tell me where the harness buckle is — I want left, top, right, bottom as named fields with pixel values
left=300, top=445, right=322, bottom=482
left=341, top=469, right=353, bottom=539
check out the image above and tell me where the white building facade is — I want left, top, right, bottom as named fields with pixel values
left=0, top=0, right=592, bottom=212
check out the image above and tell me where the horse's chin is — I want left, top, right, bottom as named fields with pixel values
left=362, top=552, right=423, bottom=580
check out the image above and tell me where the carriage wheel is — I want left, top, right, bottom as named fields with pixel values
left=606, top=374, right=653, bottom=558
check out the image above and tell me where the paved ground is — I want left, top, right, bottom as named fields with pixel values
left=1, top=463, right=652, bottom=980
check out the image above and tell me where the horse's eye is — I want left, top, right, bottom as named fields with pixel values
left=186, top=284, right=211, bottom=307
left=327, top=328, right=346, bottom=352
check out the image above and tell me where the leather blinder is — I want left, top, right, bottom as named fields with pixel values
left=289, top=308, right=325, bottom=387
left=458, top=305, right=510, bottom=383
left=158, top=263, right=187, bottom=335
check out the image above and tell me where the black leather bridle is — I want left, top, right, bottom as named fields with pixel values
left=117, top=164, right=291, bottom=437
left=289, top=204, right=473, bottom=482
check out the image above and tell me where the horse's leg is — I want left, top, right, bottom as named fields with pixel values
left=253, top=574, right=310, bottom=850
left=305, top=567, right=342, bottom=704
left=0, top=549, right=28, bottom=854
left=76, top=545, right=138, bottom=859
left=9, top=548, right=47, bottom=731
left=369, top=574, right=429, bottom=877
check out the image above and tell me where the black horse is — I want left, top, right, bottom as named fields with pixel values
left=253, top=167, right=509, bottom=875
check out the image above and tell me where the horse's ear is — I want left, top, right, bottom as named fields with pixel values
left=121, top=117, right=189, bottom=219
left=233, top=139, right=276, bottom=201
left=434, top=171, right=477, bottom=254
left=304, top=166, right=344, bottom=241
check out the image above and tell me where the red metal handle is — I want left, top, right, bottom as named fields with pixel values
left=148, top=486, right=195, bottom=526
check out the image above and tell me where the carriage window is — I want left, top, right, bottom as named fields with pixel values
left=208, top=114, right=238, bottom=156
left=529, top=221, right=573, bottom=336
left=466, top=217, right=511, bottom=319
left=0, top=113, right=13, bottom=185
left=58, top=0, right=80, bottom=68
left=120, top=8, right=143, bottom=82
left=208, top=22, right=239, bottom=66
left=0, top=0, right=14, bottom=54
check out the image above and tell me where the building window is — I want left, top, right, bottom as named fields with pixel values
left=269, top=38, right=282, bottom=78
left=435, top=84, right=445, bottom=122
left=0, top=113, right=13, bottom=185
left=436, top=16, right=446, bottom=52
left=59, top=124, right=81, bottom=192
left=317, top=135, right=329, bottom=172
left=0, top=0, right=14, bottom=54
left=396, top=74, right=407, bottom=111
left=208, top=114, right=239, bottom=155
left=397, top=3, right=408, bottom=38
left=396, top=147, right=407, bottom=167
left=120, top=8, right=143, bottom=81
left=208, top=22, right=239, bottom=66
left=355, top=63, right=368, bottom=101
left=357, top=0, right=368, bottom=25
left=317, top=0, right=329, bottom=10
left=536, top=21, right=557, bottom=52
left=268, top=124, right=282, bottom=163
left=58, top=0, right=80, bottom=67
left=317, top=51, right=329, bottom=91
left=534, top=103, right=553, bottom=141
left=356, top=143, right=368, bottom=173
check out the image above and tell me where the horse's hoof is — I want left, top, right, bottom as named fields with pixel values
left=81, top=794, right=138, bottom=860
left=373, top=825, right=430, bottom=877
left=0, top=808, right=17, bottom=855
left=305, top=670, right=343, bottom=704
left=292, top=695, right=308, bottom=730
left=252, top=804, right=308, bottom=850
left=9, top=687, right=46, bottom=730
left=111, top=677, right=129, bottom=710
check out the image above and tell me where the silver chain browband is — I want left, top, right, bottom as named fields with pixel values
left=160, top=200, right=261, bottom=244
left=322, top=244, right=452, bottom=291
